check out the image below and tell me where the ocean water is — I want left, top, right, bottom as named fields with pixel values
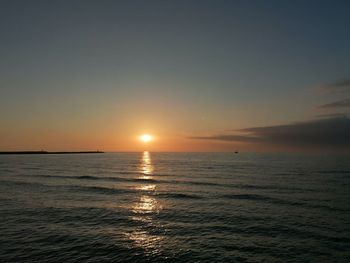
left=0, top=152, right=349, bottom=262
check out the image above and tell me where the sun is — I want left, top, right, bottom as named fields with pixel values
left=140, top=134, right=153, bottom=143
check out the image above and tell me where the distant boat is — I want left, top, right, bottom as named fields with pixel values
left=234, top=151, right=239, bottom=154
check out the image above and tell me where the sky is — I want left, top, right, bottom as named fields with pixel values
left=1, top=0, right=350, bottom=152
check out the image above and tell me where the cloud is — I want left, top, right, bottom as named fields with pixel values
left=191, top=134, right=261, bottom=142
left=319, top=98, right=350, bottom=109
left=192, top=78, right=350, bottom=152
left=190, top=117, right=350, bottom=150
left=320, top=79, right=350, bottom=94
left=316, top=113, right=348, bottom=119
left=329, top=79, right=350, bottom=87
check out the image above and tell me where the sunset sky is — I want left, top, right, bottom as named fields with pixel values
left=1, top=0, right=350, bottom=152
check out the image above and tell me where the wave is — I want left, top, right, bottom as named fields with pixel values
left=19, top=173, right=159, bottom=183
left=316, top=170, right=350, bottom=183
left=185, top=181, right=220, bottom=186
left=156, top=192, right=204, bottom=199
left=221, top=193, right=346, bottom=212
left=318, top=170, right=350, bottom=175
left=222, top=193, right=279, bottom=202
left=7, top=173, right=320, bottom=193
left=233, top=184, right=316, bottom=192
left=2, top=173, right=315, bottom=194
left=68, top=185, right=134, bottom=195
left=0, top=179, right=135, bottom=196
left=13, top=173, right=224, bottom=188
left=0, top=179, right=203, bottom=199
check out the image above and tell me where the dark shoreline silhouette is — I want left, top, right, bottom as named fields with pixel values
left=0, top=151, right=104, bottom=155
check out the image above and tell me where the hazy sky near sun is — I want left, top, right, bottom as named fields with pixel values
left=1, top=0, right=350, bottom=152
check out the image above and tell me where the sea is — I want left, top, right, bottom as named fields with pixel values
left=0, top=152, right=349, bottom=262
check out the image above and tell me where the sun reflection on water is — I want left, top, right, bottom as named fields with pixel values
left=136, top=184, right=156, bottom=191
left=140, top=151, right=154, bottom=179
left=132, top=195, right=161, bottom=215
left=127, top=151, right=164, bottom=253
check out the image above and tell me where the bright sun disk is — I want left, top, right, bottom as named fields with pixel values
left=140, top=134, right=153, bottom=143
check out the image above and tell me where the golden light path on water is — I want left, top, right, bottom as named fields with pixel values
left=139, top=151, right=154, bottom=180
left=127, top=151, right=164, bottom=255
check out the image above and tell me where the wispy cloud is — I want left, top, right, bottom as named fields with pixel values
left=191, top=134, right=261, bottom=142
left=317, top=78, right=350, bottom=111
left=319, top=98, right=350, bottom=109
left=190, top=117, right=350, bottom=150
left=316, top=113, right=348, bottom=119
left=320, top=79, right=350, bottom=94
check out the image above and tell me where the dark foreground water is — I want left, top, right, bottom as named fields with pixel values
left=0, top=152, right=349, bottom=262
